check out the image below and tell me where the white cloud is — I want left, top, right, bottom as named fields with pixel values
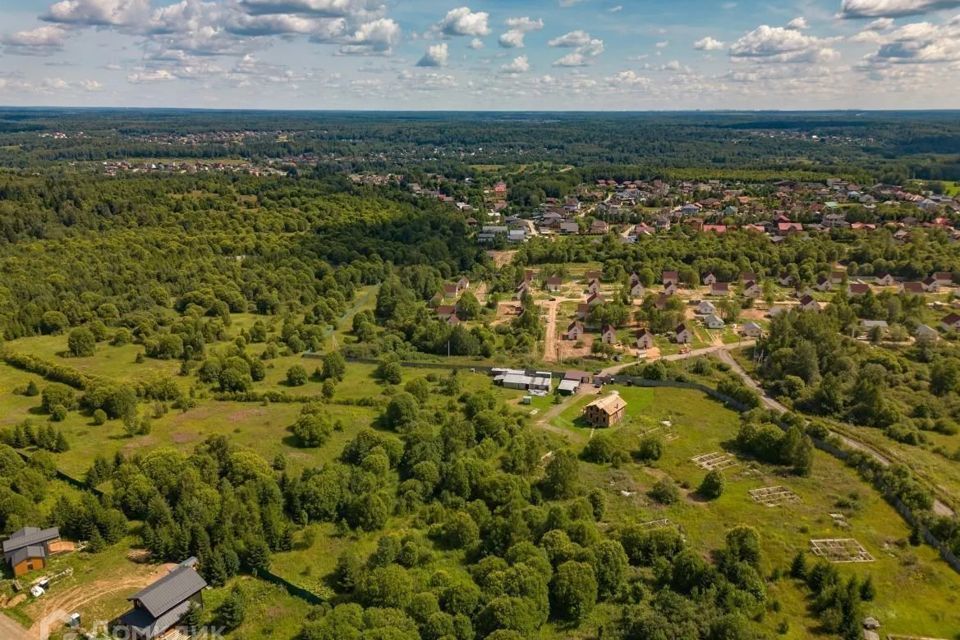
left=729, top=25, right=838, bottom=63
left=548, top=30, right=591, bottom=47
left=238, top=0, right=384, bottom=17
left=840, top=0, right=960, bottom=18
left=1, top=25, right=69, bottom=55
left=866, top=17, right=896, bottom=29
left=43, top=0, right=150, bottom=26
left=338, top=17, right=400, bottom=54
left=437, top=7, right=490, bottom=37
left=609, top=5, right=623, bottom=12
left=861, top=16, right=960, bottom=64
left=607, top=69, right=651, bottom=88
left=694, top=36, right=725, bottom=51
left=500, top=55, right=530, bottom=74
left=655, top=40, right=669, bottom=48
left=416, top=42, right=448, bottom=67
left=553, top=52, right=587, bottom=66
left=468, top=37, right=484, bottom=49
left=787, top=17, right=809, bottom=29
left=499, top=16, right=543, bottom=48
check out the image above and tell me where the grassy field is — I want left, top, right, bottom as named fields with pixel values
left=552, top=386, right=960, bottom=638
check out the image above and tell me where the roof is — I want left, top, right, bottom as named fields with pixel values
left=558, top=379, right=581, bottom=393
left=120, top=598, right=194, bottom=640
left=2, top=527, right=59, bottom=555
left=8, top=545, right=46, bottom=567
left=585, top=393, right=626, bottom=416
left=129, top=565, right=207, bottom=618
left=943, top=313, right=960, bottom=326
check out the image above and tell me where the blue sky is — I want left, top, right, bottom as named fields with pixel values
left=0, top=0, right=959, bottom=109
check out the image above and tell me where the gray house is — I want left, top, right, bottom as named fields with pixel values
left=117, top=561, right=207, bottom=640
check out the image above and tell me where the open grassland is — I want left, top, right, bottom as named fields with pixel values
left=555, top=386, right=960, bottom=638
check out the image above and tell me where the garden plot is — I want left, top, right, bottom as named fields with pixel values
left=691, top=451, right=738, bottom=471
left=809, top=538, right=875, bottom=563
left=749, top=486, right=801, bottom=507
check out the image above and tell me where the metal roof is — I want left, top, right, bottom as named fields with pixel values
left=2, top=527, right=59, bottom=555
left=129, top=565, right=207, bottom=618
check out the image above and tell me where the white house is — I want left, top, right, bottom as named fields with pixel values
left=742, top=281, right=762, bottom=298
left=601, top=325, right=618, bottom=345
left=636, top=330, right=655, bottom=350
left=740, top=322, right=764, bottom=338
left=696, top=300, right=718, bottom=316
left=566, top=321, right=584, bottom=341
left=675, top=324, right=693, bottom=344
left=703, top=314, right=725, bottom=329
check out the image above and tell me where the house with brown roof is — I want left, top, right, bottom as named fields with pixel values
left=941, top=314, right=960, bottom=332
left=934, top=272, right=953, bottom=286
left=848, top=283, right=871, bottom=297
left=900, top=282, right=925, bottom=295
left=636, top=329, right=655, bottom=350
left=740, top=271, right=758, bottom=284
left=710, top=282, right=730, bottom=297
left=546, top=276, right=563, bottom=293
left=443, top=283, right=461, bottom=298
left=663, top=270, right=679, bottom=286
left=583, top=393, right=627, bottom=428
left=800, top=295, right=821, bottom=312
left=601, top=325, right=618, bottom=345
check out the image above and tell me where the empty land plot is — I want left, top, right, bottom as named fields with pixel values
left=810, top=538, right=875, bottom=563
left=749, top=486, right=801, bottom=506
left=691, top=451, right=738, bottom=471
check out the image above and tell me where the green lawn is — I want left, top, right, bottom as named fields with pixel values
left=561, top=386, right=960, bottom=638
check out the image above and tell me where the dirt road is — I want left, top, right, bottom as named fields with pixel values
left=542, top=300, right=560, bottom=363
left=0, top=614, right=27, bottom=640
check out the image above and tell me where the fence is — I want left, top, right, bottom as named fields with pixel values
left=257, top=568, right=325, bottom=606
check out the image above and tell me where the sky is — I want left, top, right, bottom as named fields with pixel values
left=0, top=0, right=959, bottom=110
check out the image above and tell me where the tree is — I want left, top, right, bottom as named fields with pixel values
left=789, top=551, right=807, bottom=579
left=322, top=351, right=347, bottom=381
left=698, top=470, right=725, bottom=499
left=217, top=586, right=246, bottom=631
left=67, top=327, right=96, bottom=357
left=286, top=365, right=308, bottom=387
left=384, top=392, right=419, bottom=431
left=542, top=450, right=579, bottom=499
left=457, top=291, right=481, bottom=320
left=635, top=436, right=663, bottom=462
left=358, top=564, right=414, bottom=609
left=291, top=411, right=333, bottom=448
left=593, top=540, right=628, bottom=600
left=550, top=561, right=598, bottom=622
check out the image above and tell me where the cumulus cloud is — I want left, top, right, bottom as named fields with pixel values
left=729, top=25, right=838, bottom=63
left=416, top=42, right=448, bottom=67
left=468, top=37, right=484, bottom=49
left=499, top=16, right=543, bottom=48
left=548, top=30, right=592, bottom=47
left=840, top=0, right=960, bottom=18
left=548, top=29, right=603, bottom=66
left=500, top=55, right=530, bottom=74
left=436, top=7, right=490, bottom=37
left=694, top=36, right=725, bottom=51
left=606, top=69, right=652, bottom=88
left=338, top=17, right=400, bottom=54
left=42, top=0, right=150, bottom=26
left=787, top=16, right=809, bottom=29
left=238, top=0, right=384, bottom=17
left=862, top=16, right=960, bottom=64
left=1, top=25, right=69, bottom=55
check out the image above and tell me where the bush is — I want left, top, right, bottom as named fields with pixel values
left=649, top=478, right=680, bottom=505
left=286, top=365, right=309, bottom=387
left=698, top=470, right=725, bottom=500
left=67, top=327, right=96, bottom=357
left=635, top=436, right=663, bottom=462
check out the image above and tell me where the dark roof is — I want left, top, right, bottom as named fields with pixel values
left=2, top=527, right=59, bottom=555
left=129, top=565, right=207, bottom=619
left=120, top=598, right=194, bottom=640
left=7, top=545, right=46, bottom=567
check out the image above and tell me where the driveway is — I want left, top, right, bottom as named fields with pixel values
left=0, top=613, right=27, bottom=640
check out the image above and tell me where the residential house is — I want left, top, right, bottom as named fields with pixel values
left=629, top=277, right=645, bottom=299
left=590, top=220, right=610, bottom=235
left=901, top=282, right=925, bottom=295
left=586, top=292, right=604, bottom=307
left=778, top=273, right=794, bottom=287
left=740, top=272, right=758, bottom=284
left=799, top=295, right=821, bottom=312
left=923, top=276, right=940, bottom=293
left=636, top=330, right=655, bottom=350
left=663, top=281, right=679, bottom=296
left=583, top=393, right=627, bottom=428
left=546, top=276, right=563, bottom=293
left=703, top=273, right=717, bottom=286
left=117, top=561, right=207, bottom=640
left=860, top=319, right=889, bottom=337
left=559, top=221, right=580, bottom=235
left=915, top=324, right=940, bottom=342
left=663, top=270, right=679, bottom=287
left=831, top=271, right=846, bottom=285
left=815, top=276, right=832, bottom=292
left=443, top=283, right=461, bottom=298
left=941, top=314, right=960, bottom=332
left=2, top=527, right=72, bottom=578
left=848, top=283, right=871, bottom=297
left=697, top=300, right=718, bottom=316
left=565, top=321, right=585, bottom=341
left=436, top=306, right=459, bottom=322
left=587, top=278, right=601, bottom=295
left=934, top=272, right=954, bottom=286
left=576, top=303, right=591, bottom=320
left=456, top=276, right=470, bottom=291
left=675, top=324, right=693, bottom=344
left=742, top=281, right=762, bottom=298
left=874, top=273, right=895, bottom=286
left=740, top=322, right=764, bottom=338
left=710, top=282, right=730, bottom=297
left=703, top=314, right=725, bottom=330
left=601, top=325, right=618, bottom=345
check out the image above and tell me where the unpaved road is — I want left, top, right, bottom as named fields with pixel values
left=0, top=613, right=26, bottom=640
left=542, top=300, right=560, bottom=363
